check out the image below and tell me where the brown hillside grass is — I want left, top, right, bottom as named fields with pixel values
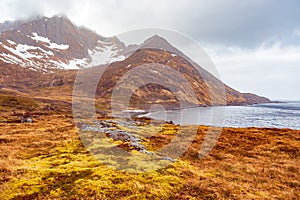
left=0, top=107, right=299, bottom=199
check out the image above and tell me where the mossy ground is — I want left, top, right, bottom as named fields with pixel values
left=1, top=140, right=185, bottom=199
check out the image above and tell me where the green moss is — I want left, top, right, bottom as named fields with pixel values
left=1, top=139, right=188, bottom=199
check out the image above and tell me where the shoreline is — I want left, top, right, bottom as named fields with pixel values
left=133, top=101, right=300, bottom=130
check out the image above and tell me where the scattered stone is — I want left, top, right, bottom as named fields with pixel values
left=160, top=157, right=175, bottom=162
left=79, top=119, right=178, bottom=162
left=20, top=117, right=33, bottom=123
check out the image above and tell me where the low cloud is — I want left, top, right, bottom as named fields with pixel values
left=207, top=42, right=300, bottom=100
left=0, top=0, right=300, bottom=100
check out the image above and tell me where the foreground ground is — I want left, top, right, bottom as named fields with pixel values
left=0, top=115, right=299, bottom=199
left=0, top=90, right=299, bottom=199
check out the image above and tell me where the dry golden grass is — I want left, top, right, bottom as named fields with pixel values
left=179, top=127, right=300, bottom=199
left=0, top=91, right=299, bottom=199
left=0, top=112, right=299, bottom=199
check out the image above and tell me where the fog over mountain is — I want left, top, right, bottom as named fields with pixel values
left=1, top=0, right=300, bottom=100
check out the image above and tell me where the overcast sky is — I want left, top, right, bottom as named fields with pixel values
left=1, top=0, right=300, bottom=100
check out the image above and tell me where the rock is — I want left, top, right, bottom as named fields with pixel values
left=50, top=77, right=64, bottom=86
left=20, top=117, right=32, bottom=123
left=80, top=119, right=180, bottom=162
left=160, top=157, right=175, bottom=162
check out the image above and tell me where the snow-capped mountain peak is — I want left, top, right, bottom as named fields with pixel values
left=0, top=15, right=126, bottom=72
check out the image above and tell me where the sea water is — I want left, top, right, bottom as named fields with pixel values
left=144, top=101, right=300, bottom=130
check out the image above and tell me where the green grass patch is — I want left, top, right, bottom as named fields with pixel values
left=0, top=139, right=189, bottom=199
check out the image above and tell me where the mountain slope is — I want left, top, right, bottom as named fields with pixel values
left=94, top=48, right=269, bottom=109
left=0, top=15, right=125, bottom=71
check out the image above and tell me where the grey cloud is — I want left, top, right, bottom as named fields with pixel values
left=1, top=0, right=300, bottom=100
left=1, top=0, right=300, bottom=48
left=183, top=0, right=300, bottom=47
left=1, top=0, right=75, bottom=21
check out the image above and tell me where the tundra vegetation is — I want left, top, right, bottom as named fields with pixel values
left=0, top=89, right=299, bottom=199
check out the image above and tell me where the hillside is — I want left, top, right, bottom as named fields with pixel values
left=0, top=49, right=270, bottom=110
left=95, top=48, right=269, bottom=109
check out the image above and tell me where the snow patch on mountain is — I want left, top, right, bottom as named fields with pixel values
left=7, top=40, right=16, bottom=45
left=49, top=58, right=90, bottom=70
left=31, top=32, right=69, bottom=50
left=0, top=52, right=22, bottom=64
left=88, top=41, right=125, bottom=66
left=32, top=32, right=50, bottom=43
left=3, top=43, right=53, bottom=60
left=48, top=43, right=69, bottom=50
left=1, top=35, right=124, bottom=70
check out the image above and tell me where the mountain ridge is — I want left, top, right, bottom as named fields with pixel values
left=0, top=15, right=270, bottom=107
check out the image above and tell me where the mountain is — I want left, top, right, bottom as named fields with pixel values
left=0, top=15, right=126, bottom=72
left=0, top=15, right=270, bottom=107
left=122, top=34, right=186, bottom=57
left=95, top=48, right=269, bottom=109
